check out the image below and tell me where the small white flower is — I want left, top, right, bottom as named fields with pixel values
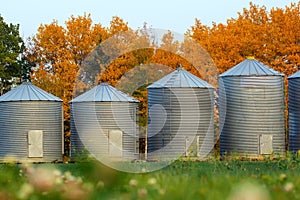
left=147, top=178, right=157, bottom=186
left=96, top=181, right=105, bottom=189
left=129, top=179, right=138, bottom=187
left=284, top=182, right=294, bottom=192
left=53, top=170, right=61, bottom=177
left=280, top=173, right=287, bottom=181
left=138, top=188, right=147, bottom=198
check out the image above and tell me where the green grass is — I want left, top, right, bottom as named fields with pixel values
left=1, top=157, right=300, bottom=199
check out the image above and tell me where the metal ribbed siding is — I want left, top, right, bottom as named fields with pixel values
left=0, top=101, right=63, bottom=162
left=147, top=87, right=214, bottom=160
left=219, top=76, right=285, bottom=155
left=71, top=102, right=139, bottom=159
left=288, top=74, right=300, bottom=152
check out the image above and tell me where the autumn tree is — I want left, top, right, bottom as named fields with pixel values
left=151, top=30, right=218, bottom=84
left=266, top=3, right=300, bottom=75
left=151, top=30, right=184, bottom=69
left=189, top=2, right=300, bottom=75
left=97, top=19, right=154, bottom=86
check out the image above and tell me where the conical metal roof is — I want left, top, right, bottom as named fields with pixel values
left=220, top=58, right=284, bottom=77
left=70, top=83, right=139, bottom=103
left=288, top=70, right=300, bottom=79
left=147, top=68, right=214, bottom=89
left=0, top=82, right=62, bottom=102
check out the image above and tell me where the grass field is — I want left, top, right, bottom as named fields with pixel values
left=1, top=155, right=300, bottom=200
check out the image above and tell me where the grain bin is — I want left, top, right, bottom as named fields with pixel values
left=0, top=82, right=63, bottom=162
left=288, top=71, right=300, bottom=152
left=147, top=68, right=215, bottom=160
left=219, top=58, right=285, bottom=156
left=70, top=83, right=139, bottom=160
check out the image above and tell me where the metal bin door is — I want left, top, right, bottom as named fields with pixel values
left=28, top=130, right=44, bottom=158
left=259, top=134, right=273, bottom=155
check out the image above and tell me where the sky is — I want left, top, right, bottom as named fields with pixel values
left=0, top=0, right=298, bottom=39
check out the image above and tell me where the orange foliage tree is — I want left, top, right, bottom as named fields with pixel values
left=189, top=2, right=300, bottom=75
left=98, top=22, right=153, bottom=86
left=151, top=31, right=194, bottom=73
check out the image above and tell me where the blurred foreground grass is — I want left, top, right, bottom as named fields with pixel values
left=1, top=157, right=300, bottom=199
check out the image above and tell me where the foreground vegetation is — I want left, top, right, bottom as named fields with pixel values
left=1, top=154, right=300, bottom=199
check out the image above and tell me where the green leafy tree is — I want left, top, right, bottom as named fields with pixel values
left=0, top=15, right=24, bottom=95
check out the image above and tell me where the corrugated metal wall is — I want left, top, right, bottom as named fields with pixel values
left=147, top=88, right=215, bottom=160
left=288, top=75, right=300, bottom=152
left=0, top=101, right=63, bottom=162
left=219, top=76, right=285, bottom=155
left=71, top=102, right=139, bottom=160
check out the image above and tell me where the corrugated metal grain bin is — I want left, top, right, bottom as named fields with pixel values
left=0, top=82, right=63, bottom=162
left=147, top=68, right=215, bottom=160
left=219, top=58, right=285, bottom=156
left=288, top=71, right=300, bottom=152
left=70, top=83, right=139, bottom=160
